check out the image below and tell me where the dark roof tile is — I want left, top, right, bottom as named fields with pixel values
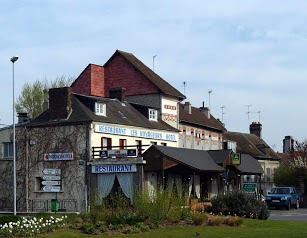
left=223, top=131, right=280, bottom=160
left=29, top=93, right=179, bottom=133
left=179, top=104, right=226, bottom=132
left=145, top=145, right=224, bottom=172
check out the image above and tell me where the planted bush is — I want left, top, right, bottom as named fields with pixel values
left=206, top=190, right=270, bottom=220
left=133, top=186, right=189, bottom=224
left=191, top=212, right=208, bottom=226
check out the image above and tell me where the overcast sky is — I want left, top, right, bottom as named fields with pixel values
left=1, top=0, right=307, bottom=152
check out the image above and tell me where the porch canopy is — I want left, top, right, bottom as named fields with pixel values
left=143, top=145, right=224, bottom=172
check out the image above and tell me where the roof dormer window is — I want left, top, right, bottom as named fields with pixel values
left=95, top=102, right=106, bottom=116
left=149, top=109, right=158, bottom=121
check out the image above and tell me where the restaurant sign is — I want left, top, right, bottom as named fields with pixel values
left=92, top=164, right=136, bottom=173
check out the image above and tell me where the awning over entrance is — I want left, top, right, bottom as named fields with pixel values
left=143, top=145, right=224, bottom=172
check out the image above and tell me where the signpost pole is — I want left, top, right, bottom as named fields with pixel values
left=55, top=192, right=57, bottom=213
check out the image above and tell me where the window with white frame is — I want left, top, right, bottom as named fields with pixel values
left=148, top=109, right=158, bottom=121
left=2, top=142, right=13, bottom=159
left=95, top=102, right=106, bottom=116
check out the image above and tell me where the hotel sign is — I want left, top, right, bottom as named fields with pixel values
left=99, top=149, right=137, bottom=158
left=92, top=164, right=137, bottom=173
left=95, top=124, right=178, bottom=141
left=44, top=152, right=73, bottom=161
left=164, top=105, right=176, bottom=110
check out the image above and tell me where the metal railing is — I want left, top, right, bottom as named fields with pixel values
left=0, top=199, right=80, bottom=212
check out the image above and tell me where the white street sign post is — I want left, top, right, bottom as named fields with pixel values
left=42, top=176, right=61, bottom=181
left=42, top=168, right=61, bottom=198
left=42, top=181, right=61, bottom=186
left=42, top=169, right=61, bottom=175
left=42, top=186, right=61, bottom=192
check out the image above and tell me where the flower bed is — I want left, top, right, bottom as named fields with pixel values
left=0, top=215, right=68, bottom=237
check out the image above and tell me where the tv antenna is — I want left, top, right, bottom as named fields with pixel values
left=250, top=110, right=262, bottom=123
left=208, top=90, right=213, bottom=110
left=245, top=105, right=252, bottom=124
left=153, top=55, right=157, bottom=72
left=220, top=106, right=226, bottom=122
left=183, top=81, right=186, bottom=96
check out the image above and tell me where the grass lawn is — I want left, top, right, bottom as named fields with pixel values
left=35, top=219, right=307, bottom=238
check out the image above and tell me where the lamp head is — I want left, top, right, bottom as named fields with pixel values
left=10, top=56, right=19, bottom=63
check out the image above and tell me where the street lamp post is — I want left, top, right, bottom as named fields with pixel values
left=11, top=55, right=19, bottom=215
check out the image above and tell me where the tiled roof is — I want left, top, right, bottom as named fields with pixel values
left=223, top=131, right=281, bottom=160
left=208, top=150, right=264, bottom=174
left=239, top=154, right=264, bottom=174
left=277, top=152, right=293, bottom=165
left=208, top=150, right=232, bottom=164
left=105, top=50, right=186, bottom=100
left=145, top=145, right=224, bottom=172
left=28, top=93, right=179, bottom=132
left=179, top=104, right=226, bottom=132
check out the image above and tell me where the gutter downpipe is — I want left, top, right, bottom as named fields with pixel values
left=25, top=126, right=29, bottom=213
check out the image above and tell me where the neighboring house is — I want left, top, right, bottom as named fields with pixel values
left=0, top=87, right=179, bottom=212
left=0, top=125, right=14, bottom=211
left=179, top=101, right=226, bottom=150
left=223, top=122, right=280, bottom=195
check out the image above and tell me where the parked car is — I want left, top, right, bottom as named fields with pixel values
left=266, top=186, right=302, bottom=210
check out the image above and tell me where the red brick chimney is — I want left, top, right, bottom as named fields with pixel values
left=109, top=87, right=126, bottom=102
left=250, top=122, right=262, bottom=139
left=71, top=64, right=105, bottom=97
left=49, top=87, right=72, bottom=120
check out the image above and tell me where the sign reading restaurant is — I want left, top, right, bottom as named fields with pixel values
left=92, top=164, right=137, bottom=173
left=94, top=124, right=178, bottom=141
